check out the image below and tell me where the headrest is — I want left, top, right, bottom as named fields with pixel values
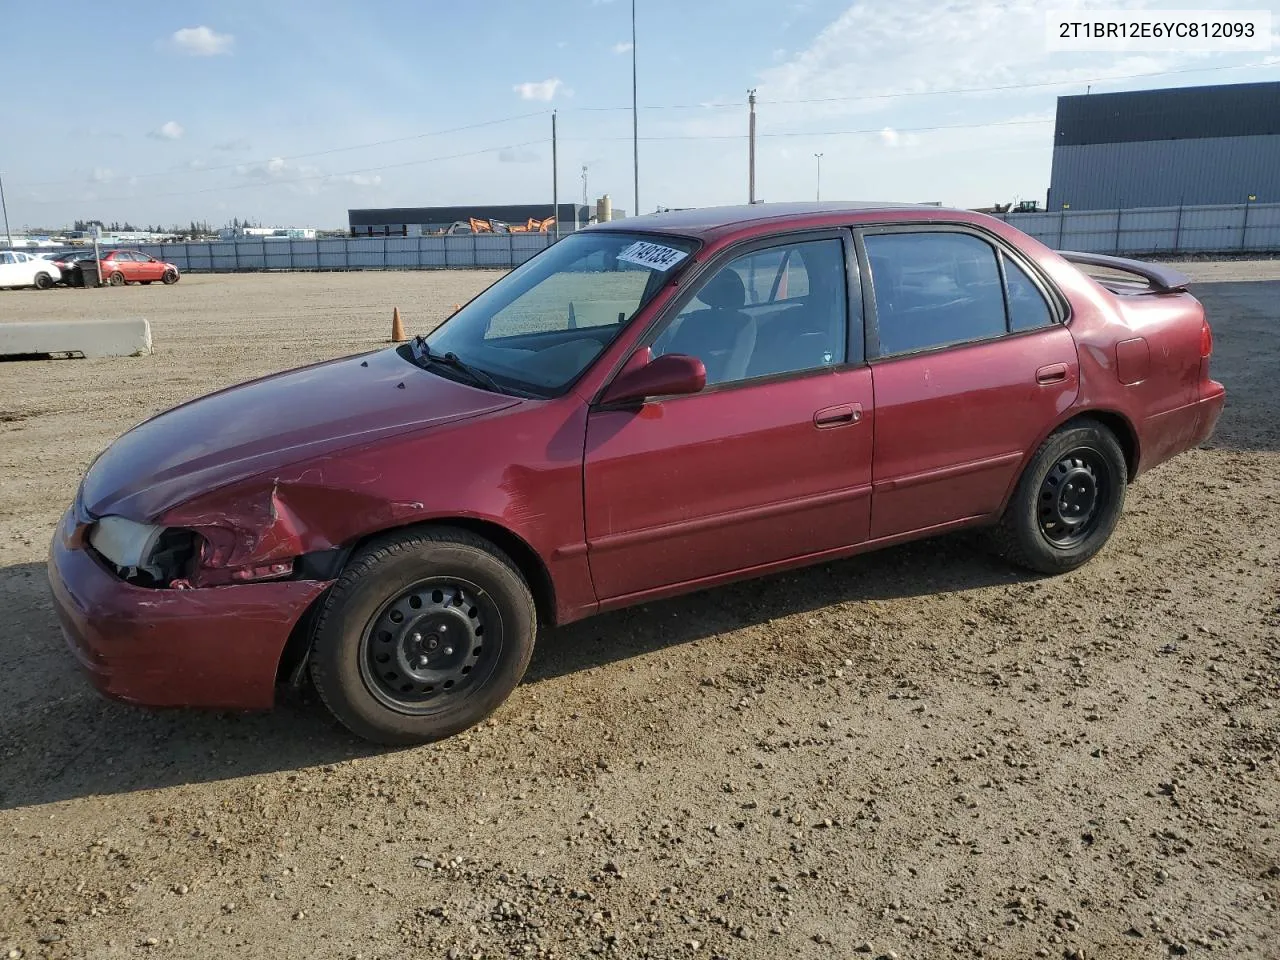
left=699, top=268, right=746, bottom=309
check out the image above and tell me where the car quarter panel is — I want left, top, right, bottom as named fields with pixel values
left=1026, top=242, right=1221, bottom=475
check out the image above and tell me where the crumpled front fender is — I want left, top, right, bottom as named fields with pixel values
left=158, top=463, right=427, bottom=574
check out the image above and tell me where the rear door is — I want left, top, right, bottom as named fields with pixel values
left=856, top=226, right=1079, bottom=540
left=583, top=231, right=875, bottom=601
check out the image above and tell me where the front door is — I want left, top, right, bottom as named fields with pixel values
left=583, top=233, right=875, bottom=602
left=857, top=227, right=1080, bottom=539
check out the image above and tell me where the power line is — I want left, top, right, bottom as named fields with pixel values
left=565, top=59, right=1275, bottom=112
left=18, top=111, right=552, bottom=189
left=561, top=116, right=1052, bottom=143
left=20, top=140, right=549, bottom=205
left=759, top=60, right=1275, bottom=106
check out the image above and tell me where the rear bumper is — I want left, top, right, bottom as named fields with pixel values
left=1194, top=378, right=1226, bottom=445
left=48, top=507, right=331, bottom=710
left=1136, top=379, right=1226, bottom=474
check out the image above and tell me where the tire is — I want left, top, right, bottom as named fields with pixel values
left=108, top=271, right=125, bottom=286
left=309, top=526, right=536, bottom=745
left=162, top=268, right=179, bottom=285
left=34, top=272, right=53, bottom=290
left=992, top=419, right=1127, bottom=575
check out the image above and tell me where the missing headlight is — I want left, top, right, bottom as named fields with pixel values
left=88, top=522, right=200, bottom=588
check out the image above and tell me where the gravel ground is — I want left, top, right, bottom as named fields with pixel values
left=1, top=266, right=1277, bottom=960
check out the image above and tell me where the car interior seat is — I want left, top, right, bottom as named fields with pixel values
left=658, top=268, right=757, bottom=384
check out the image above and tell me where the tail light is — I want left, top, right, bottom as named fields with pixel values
left=1200, top=319, right=1213, bottom=358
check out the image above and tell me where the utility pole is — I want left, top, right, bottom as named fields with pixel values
left=748, top=89, right=757, bottom=204
left=631, top=0, right=639, bottom=216
left=551, top=111, right=559, bottom=240
left=814, top=153, right=823, bottom=202
left=0, top=172, right=11, bottom=250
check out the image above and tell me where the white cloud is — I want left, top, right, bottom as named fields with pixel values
left=235, top=156, right=290, bottom=180
left=754, top=0, right=1193, bottom=124
left=498, top=147, right=541, bottom=164
left=90, top=167, right=113, bottom=183
left=513, top=78, right=565, bottom=101
left=149, top=120, right=185, bottom=140
left=612, top=41, right=633, bottom=54
left=170, top=26, right=234, bottom=56
left=329, top=173, right=382, bottom=187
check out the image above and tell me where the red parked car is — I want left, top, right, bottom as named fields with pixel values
left=98, top=249, right=181, bottom=286
left=48, top=203, right=1224, bottom=744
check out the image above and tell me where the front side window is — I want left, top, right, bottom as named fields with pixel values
left=424, top=231, right=696, bottom=396
left=651, top=238, right=847, bottom=386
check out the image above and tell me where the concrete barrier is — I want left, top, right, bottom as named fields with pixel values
left=0, top=319, right=152, bottom=359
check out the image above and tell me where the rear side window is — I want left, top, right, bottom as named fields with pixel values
left=1002, top=255, right=1053, bottom=331
left=865, top=233, right=1005, bottom=355
left=865, top=231, right=1057, bottom=356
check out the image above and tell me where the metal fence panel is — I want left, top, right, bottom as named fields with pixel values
left=995, top=201, right=1280, bottom=255
left=21, top=205, right=1278, bottom=268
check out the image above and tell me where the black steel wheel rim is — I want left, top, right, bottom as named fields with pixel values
left=358, top=577, right=502, bottom=715
left=1037, top=447, right=1110, bottom=547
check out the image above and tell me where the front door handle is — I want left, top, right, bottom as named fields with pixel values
left=1036, top=363, right=1068, bottom=385
left=814, top=402, right=863, bottom=428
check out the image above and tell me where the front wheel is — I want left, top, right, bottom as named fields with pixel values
left=992, top=420, right=1127, bottom=575
left=162, top=268, right=179, bottom=285
left=309, top=527, right=536, bottom=745
left=34, top=272, right=53, bottom=290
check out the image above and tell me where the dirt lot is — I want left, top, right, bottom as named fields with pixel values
left=1, top=267, right=1277, bottom=960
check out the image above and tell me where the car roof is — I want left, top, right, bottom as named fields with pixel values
left=585, top=201, right=967, bottom=240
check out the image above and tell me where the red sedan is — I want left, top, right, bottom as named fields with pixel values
left=48, top=203, right=1224, bottom=743
left=98, top=249, right=181, bottom=286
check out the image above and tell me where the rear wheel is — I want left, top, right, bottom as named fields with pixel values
left=992, top=420, right=1127, bottom=574
left=108, top=271, right=125, bottom=286
left=33, top=272, right=53, bottom=290
left=309, top=527, right=536, bottom=745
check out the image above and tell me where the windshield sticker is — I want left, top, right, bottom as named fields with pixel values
left=616, top=241, right=689, bottom=271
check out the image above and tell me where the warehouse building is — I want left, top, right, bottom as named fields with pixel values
left=347, top=203, right=623, bottom=236
left=1047, top=81, right=1280, bottom=211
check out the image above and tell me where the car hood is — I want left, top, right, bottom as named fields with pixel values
left=81, top=347, right=520, bottom=520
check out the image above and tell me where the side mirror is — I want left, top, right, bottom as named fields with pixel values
left=601, top=352, right=706, bottom=405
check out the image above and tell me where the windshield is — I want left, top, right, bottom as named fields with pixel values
left=421, top=231, right=697, bottom=397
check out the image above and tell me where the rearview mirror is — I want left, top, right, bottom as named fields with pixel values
left=601, top=353, right=707, bottom=405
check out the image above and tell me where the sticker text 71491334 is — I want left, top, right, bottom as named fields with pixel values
left=616, top=241, right=690, bottom=272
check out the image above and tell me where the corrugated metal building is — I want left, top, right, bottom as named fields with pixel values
left=348, top=204, right=608, bottom=236
left=1047, top=81, right=1280, bottom=211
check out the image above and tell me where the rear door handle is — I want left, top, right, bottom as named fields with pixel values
left=814, top=402, right=863, bottom=428
left=1036, top=363, right=1068, bottom=385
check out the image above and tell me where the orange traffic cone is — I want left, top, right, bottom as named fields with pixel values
left=391, top=306, right=406, bottom=342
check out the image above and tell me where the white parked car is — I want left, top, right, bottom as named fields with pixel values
left=0, top=250, right=61, bottom=290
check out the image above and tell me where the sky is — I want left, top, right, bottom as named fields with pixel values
left=0, top=0, right=1276, bottom=230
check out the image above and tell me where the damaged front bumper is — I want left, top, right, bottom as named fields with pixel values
left=48, top=506, right=333, bottom=710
